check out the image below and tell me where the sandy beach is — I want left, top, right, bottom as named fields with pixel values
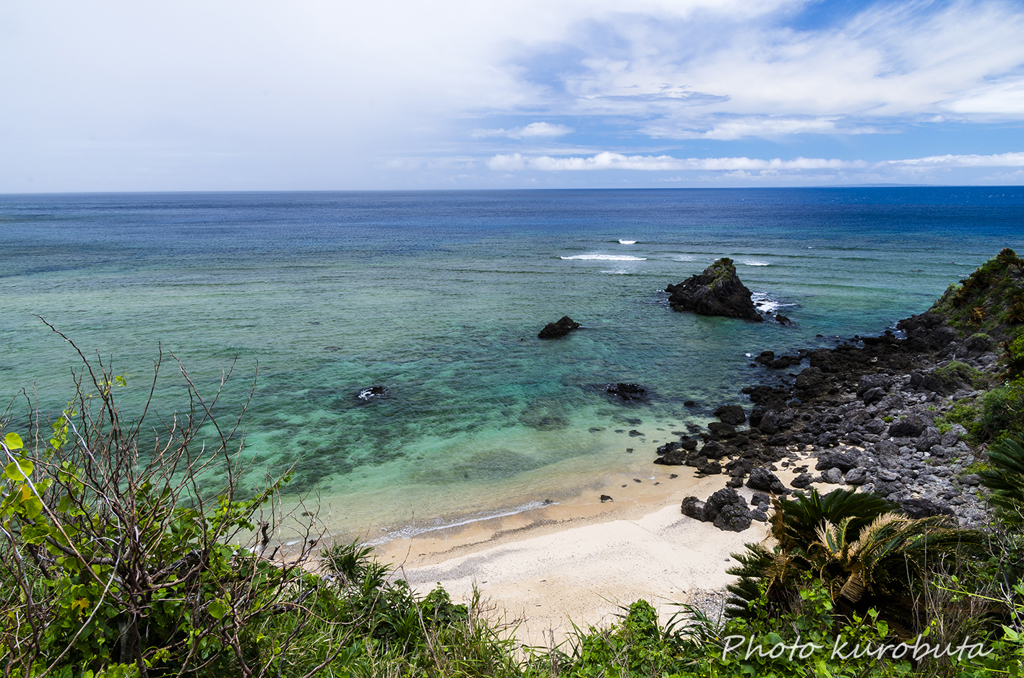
left=374, top=466, right=777, bottom=647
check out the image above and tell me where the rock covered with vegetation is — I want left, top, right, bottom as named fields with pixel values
left=666, top=257, right=763, bottom=321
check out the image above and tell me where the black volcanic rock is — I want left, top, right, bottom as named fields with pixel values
left=357, top=386, right=389, bottom=400
left=665, top=258, right=762, bottom=321
left=538, top=316, right=581, bottom=339
left=714, top=404, right=746, bottom=425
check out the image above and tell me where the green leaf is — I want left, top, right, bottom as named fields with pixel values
left=24, top=497, right=43, bottom=520
left=4, top=458, right=32, bottom=482
left=208, top=599, right=228, bottom=620
left=3, top=432, right=23, bottom=450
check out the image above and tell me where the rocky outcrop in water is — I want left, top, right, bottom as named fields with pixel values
left=538, top=316, right=581, bottom=339
left=665, top=258, right=762, bottom=321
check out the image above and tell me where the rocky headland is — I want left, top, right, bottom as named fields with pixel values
left=672, top=248, right=1024, bottom=532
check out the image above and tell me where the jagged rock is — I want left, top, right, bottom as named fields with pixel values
left=759, top=409, right=795, bottom=435
left=750, top=492, right=770, bottom=507
left=600, top=494, right=614, bottom=503
left=916, top=427, right=942, bottom=452
left=898, top=498, right=954, bottom=519
left=747, top=467, right=786, bottom=494
left=815, top=451, right=860, bottom=473
left=889, top=415, right=930, bottom=438
left=708, top=421, right=736, bottom=438
left=941, top=425, right=968, bottom=447
left=715, top=405, right=746, bottom=425
left=538, top=316, right=580, bottom=339
left=844, top=467, right=868, bottom=485
left=965, top=333, right=992, bottom=355
left=665, top=258, right=763, bottom=321
left=864, top=418, right=886, bottom=434
left=700, top=440, right=727, bottom=460
left=698, top=460, right=723, bottom=475
left=794, top=367, right=827, bottom=397
left=823, top=467, right=845, bottom=484
left=857, top=373, right=894, bottom=396
left=605, top=383, right=647, bottom=401
left=862, top=387, right=887, bottom=405
left=714, top=503, right=753, bottom=532
left=681, top=496, right=706, bottom=520
left=791, top=473, right=813, bottom=488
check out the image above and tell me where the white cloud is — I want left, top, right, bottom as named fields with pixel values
left=888, top=151, right=1024, bottom=168
left=945, top=78, right=1024, bottom=115
left=3, top=0, right=1024, bottom=190
left=551, top=0, right=1024, bottom=135
left=472, top=122, right=574, bottom=139
left=643, top=116, right=880, bottom=140
left=487, top=151, right=1024, bottom=172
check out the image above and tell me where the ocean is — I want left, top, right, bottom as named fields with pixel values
left=1, top=188, right=1022, bottom=541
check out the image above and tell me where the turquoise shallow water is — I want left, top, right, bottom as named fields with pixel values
left=1, top=188, right=1022, bottom=539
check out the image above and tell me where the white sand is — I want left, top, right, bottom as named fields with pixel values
left=394, top=478, right=770, bottom=647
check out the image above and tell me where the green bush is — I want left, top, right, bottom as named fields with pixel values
left=1007, top=332, right=1024, bottom=379
left=935, top=360, right=988, bottom=390
left=978, top=379, right=1024, bottom=441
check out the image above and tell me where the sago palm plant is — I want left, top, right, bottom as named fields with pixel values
left=726, top=488, right=986, bottom=636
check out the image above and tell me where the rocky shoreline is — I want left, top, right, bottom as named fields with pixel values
left=664, top=309, right=1000, bottom=531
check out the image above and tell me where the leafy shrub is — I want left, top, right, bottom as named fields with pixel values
left=978, top=379, right=1024, bottom=441
left=934, top=360, right=988, bottom=390
left=1007, top=332, right=1024, bottom=379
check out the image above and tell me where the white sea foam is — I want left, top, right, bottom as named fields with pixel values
left=560, top=254, right=647, bottom=261
left=618, top=239, right=637, bottom=245
left=365, top=501, right=552, bottom=545
left=751, top=291, right=796, bottom=315
left=740, top=260, right=770, bottom=266
left=674, top=255, right=696, bottom=261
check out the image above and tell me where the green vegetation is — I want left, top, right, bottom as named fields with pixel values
left=932, top=248, right=1024, bottom=339
left=934, top=360, right=989, bottom=390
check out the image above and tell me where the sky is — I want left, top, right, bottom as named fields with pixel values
left=2, top=0, right=1024, bottom=192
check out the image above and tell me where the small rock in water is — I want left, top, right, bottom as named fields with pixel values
left=538, top=316, right=581, bottom=339
left=357, top=385, right=389, bottom=401
left=600, top=495, right=614, bottom=503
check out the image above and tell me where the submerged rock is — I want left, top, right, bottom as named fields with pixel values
left=605, top=383, right=647, bottom=401
left=538, top=316, right=581, bottom=339
left=665, top=258, right=762, bottom=321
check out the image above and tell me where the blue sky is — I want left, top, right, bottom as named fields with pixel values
left=2, top=0, right=1024, bottom=191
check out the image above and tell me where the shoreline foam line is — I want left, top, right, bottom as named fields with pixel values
left=365, top=500, right=553, bottom=546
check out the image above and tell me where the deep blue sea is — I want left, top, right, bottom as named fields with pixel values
left=1, top=188, right=1022, bottom=539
